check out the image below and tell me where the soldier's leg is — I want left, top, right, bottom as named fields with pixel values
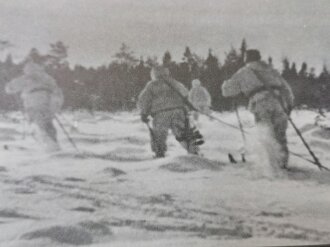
left=253, top=102, right=280, bottom=170
left=171, top=110, right=199, bottom=155
left=45, top=120, right=58, bottom=143
left=35, top=110, right=60, bottom=151
left=273, top=110, right=289, bottom=168
left=34, top=119, right=48, bottom=143
left=38, top=121, right=59, bottom=151
left=152, top=113, right=170, bottom=157
left=255, top=100, right=289, bottom=171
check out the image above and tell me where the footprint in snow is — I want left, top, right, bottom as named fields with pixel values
left=71, top=207, right=96, bottom=213
left=257, top=211, right=288, bottom=218
left=65, top=177, right=86, bottom=182
left=21, top=225, right=93, bottom=245
left=0, top=209, right=37, bottom=219
left=161, top=155, right=225, bottom=173
left=102, top=167, right=126, bottom=177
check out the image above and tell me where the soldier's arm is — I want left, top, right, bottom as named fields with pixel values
left=222, top=67, right=254, bottom=97
left=137, top=82, right=153, bottom=115
left=222, top=77, right=241, bottom=98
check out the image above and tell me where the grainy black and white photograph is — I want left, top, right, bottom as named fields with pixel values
left=0, top=0, right=330, bottom=246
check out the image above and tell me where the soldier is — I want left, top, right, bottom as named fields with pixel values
left=188, top=79, right=212, bottom=122
left=137, top=66, right=200, bottom=158
left=222, top=49, right=294, bottom=169
left=6, top=61, right=63, bottom=152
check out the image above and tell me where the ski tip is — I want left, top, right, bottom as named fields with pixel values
left=228, top=153, right=237, bottom=163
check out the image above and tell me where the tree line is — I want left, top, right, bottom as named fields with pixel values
left=0, top=39, right=329, bottom=113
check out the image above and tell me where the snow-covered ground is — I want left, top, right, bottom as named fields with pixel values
left=0, top=109, right=330, bottom=246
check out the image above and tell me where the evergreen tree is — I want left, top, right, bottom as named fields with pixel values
left=114, top=43, right=138, bottom=67
left=281, top=58, right=291, bottom=78
left=205, top=49, right=219, bottom=70
left=318, top=65, right=330, bottom=110
left=202, top=49, right=223, bottom=110
left=0, top=39, right=327, bottom=112
left=299, top=62, right=308, bottom=77
left=239, top=38, right=247, bottom=65
left=222, top=47, right=242, bottom=80
left=290, top=63, right=298, bottom=77
left=177, top=47, right=197, bottom=86
left=308, top=67, right=316, bottom=80
left=318, top=65, right=330, bottom=86
left=46, top=41, right=68, bottom=69
left=183, top=46, right=194, bottom=65
left=133, top=58, right=150, bottom=102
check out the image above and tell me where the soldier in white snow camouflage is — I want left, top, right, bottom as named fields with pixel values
left=6, top=61, right=63, bottom=152
left=222, top=49, right=294, bottom=169
left=137, top=66, right=200, bottom=158
left=188, top=79, right=212, bottom=122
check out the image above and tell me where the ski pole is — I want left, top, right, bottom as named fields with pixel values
left=54, top=115, right=81, bottom=153
left=287, top=117, right=327, bottom=170
left=290, top=151, right=330, bottom=171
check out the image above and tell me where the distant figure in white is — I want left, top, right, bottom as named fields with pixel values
left=5, top=61, right=64, bottom=152
left=188, top=79, right=212, bottom=123
left=222, top=49, right=294, bottom=171
left=137, top=66, right=201, bottom=158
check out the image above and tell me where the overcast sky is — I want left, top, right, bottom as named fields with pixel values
left=1, top=0, right=330, bottom=70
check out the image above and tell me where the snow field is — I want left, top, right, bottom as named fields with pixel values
left=0, top=109, right=329, bottom=246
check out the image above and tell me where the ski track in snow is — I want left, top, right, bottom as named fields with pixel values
left=0, top=110, right=330, bottom=246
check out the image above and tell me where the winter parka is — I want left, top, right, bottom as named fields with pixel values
left=188, top=79, right=211, bottom=109
left=137, top=78, right=189, bottom=116
left=222, top=61, right=294, bottom=113
left=5, top=62, right=63, bottom=115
